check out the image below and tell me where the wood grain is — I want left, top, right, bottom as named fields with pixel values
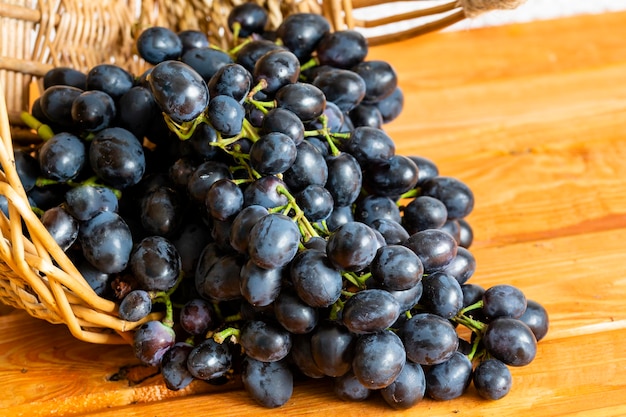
left=2, top=10, right=626, bottom=417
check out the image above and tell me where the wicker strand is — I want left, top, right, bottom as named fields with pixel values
left=458, top=0, right=527, bottom=18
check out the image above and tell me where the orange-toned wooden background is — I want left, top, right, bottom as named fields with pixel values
left=2, top=10, right=626, bottom=417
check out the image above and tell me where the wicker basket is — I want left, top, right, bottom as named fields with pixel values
left=0, top=0, right=525, bottom=345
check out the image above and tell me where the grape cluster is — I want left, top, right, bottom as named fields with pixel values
left=15, top=2, right=549, bottom=409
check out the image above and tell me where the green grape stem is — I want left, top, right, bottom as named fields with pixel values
left=213, top=327, right=240, bottom=344
left=276, top=185, right=319, bottom=240
left=20, top=111, right=54, bottom=140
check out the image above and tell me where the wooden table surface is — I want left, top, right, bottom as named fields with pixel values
left=2, top=10, right=626, bottom=417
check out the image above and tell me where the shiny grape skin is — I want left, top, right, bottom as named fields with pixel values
left=86, top=64, right=134, bottom=101
left=312, top=68, right=366, bottom=113
left=148, top=60, right=210, bottom=123
left=247, top=213, right=301, bottom=269
left=402, top=196, right=448, bottom=235
left=316, top=30, right=368, bottom=69
left=130, top=236, right=182, bottom=292
left=458, top=218, right=474, bottom=248
left=276, top=13, right=331, bottom=62
left=402, top=313, right=459, bottom=365
left=38, top=132, right=86, bottom=182
left=352, top=330, right=406, bottom=390
left=289, top=334, right=325, bottom=378
left=482, top=284, right=527, bottom=320
left=420, top=271, right=464, bottom=319
left=186, top=160, right=232, bottom=204
left=43, top=66, right=86, bottom=90
left=239, top=259, right=283, bottom=307
left=118, top=289, right=152, bottom=322
left=79, top=211, right=133, bottom=274
left=161, top=342, right=195, bottom=391
left=345, top=126, right=395, bottom=165
left=442, top=246, right=476, bottom=285
left=371, top=244, right=423, bottom=291
left=117, top=86, right=160, bottom=139
left=473, top=358, right=512, bottom=400
left=283, top=140, right=328, bottom=193
left=14, top=149, right=40, bottom=192
left=419, top=176, right=475, bottom=220
left=333, top=371, right=371, bottom=401
left=483, top=317, right=537, bottom=366
left=342, top=289, right=401, bottom=334
left=461, top=283, right=486, bottom=307
left=275, top=82, right=326, bottom=122
left=65, top=184, right=118, bottom=222
left=351, top=60, right=398, bottom=104
left=207, top=94, right=245, bottom=137
left=353, top=194, right=401, bottom=227
left=519, top=299, right=549, bottom=341
left=375, top=86, right=404, bottom=123
left=380, top=361, right=426, bottom=409
left=177, top=29, right=209, bottom=54
left=71, top=90, right=116, bottom=132
left=273, top=288, right=318, bottom=334
left=403, top=228, right=458, bottom=273
left=39, top=85, right=83, bottom=127
left=235, top=39, right=284, bottom=74
left=253, top=49, right=301, bottom=95
left=326, top=221, right=379, bottom=272
left=241, top=357, right=293, bottom=408
left=186, top=338, right=232, bottom=380
left=40, top=205, right=79, bottom=251
left=240, top=320, right=292, bottom=362
left=310, top=322, right=355, bottom=377
left=206, top=178, right=244, bottom=221
left=227, top=3, right=268, bottom=38
left=181, top=47, right=233, bottom=82
left=242, top=175, right=289, bottom=209
left=363, top=154, right=419, bottom=197
left=424, top=351, right=473, bottom=401
left=348, top=104, right=383, bottom=129
left=295, top=184, right=334, bottom=222
left=370, top=218, right=410, bottom=245
left=89, top=127, right=146, bottom=189
left=260, top=107, right=305, bottom=145
left=179, top=298, right=216, bottom=336
left=195, top=253, right=244, bottom=302
left=229, top=205, right=269, bottom=254
left=207, top=63, right=252, bottom=102
left=140, top=186, right=184, bottom=237
left=387, top=281, right=423, bottom=312
left=249, top=132, right=297, bottom=175
left=289, top=249, right=343, bottom=308
left=132, top=320, right=176, bottom=366
left=409, top=155, right=440, bottom=185
left=136, top=26, right=183, bottom=64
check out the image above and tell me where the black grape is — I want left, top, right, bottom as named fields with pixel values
left=241, top=357, right=293, bottom=408
left=136, top=26, right=183, bottom=64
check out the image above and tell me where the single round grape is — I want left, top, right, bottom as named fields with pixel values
left=351, top=60, right=398, bottom=103
left=316, top=30, right=368, bottom=69
left=461, top=283, right=486, bottom=307
left=43, top=66, right=86, bottom=90
left=283, top=140, right=328, bottom=192
left=403, top=228, right=458, bottom=273
left=425, top=351, right=473, bottom=400
left=274, top=289, right=318, bottom=334
left=290, top=334, right=325, bottom=378
left=353, top=194, right=401, bottom=227
left=442, top=246, right=476, bottom=285
left=38, top=132, right=86, bottom=182
left=276, top=13, right=330, bottom=61
left=136, top=26, right=183, bottom=64
left=420, top=176, right=475, bottom=220
left=334, top=371, right=371, bottom=402
left=387, top=281, right=423, bottom=312
left=409, top=155, right=439, bottom=185
left=186, top=337, right=232, bottom=380
left=161, top=342, right=195, bottom=391
left=380, top=361, right=426, bottom=409
left=519, top=299, right=549, bottom=341
left=253, top=49, right=300, bottom=95
left=130, top=236, right=181, bottom=292
left=207, top=63, right=252, bottom=102
left=89, top=127, right=145, bottom=189
left=227, top=3, right=268, bottom=37
left=375, top=86, right=404, bottom=123
left=79, top=211, right=132, bottom=274
left=363, top=154, right=419, bottom=197
left=71, top=90, right=116, bottom=132
left=352, top=330, right=406, bottom=389
left=295, top=184, right=334, bottom=222
left=312, top=68, right=366, bottom=113
left=402, top=312, right=459, bottom=365
left=275, top=82, right=326, bottom=122
left=195, top=253, right=244, bottom=302
left=207, top=94, right=245, bottom=137
left=325, top=152, right=363, bottom=207
left=342, top=289, right=401, bottom=334
left=140, top=185, right=184, bottom=237
left=116, top=86, right=160, bottom=139
left=240, top=320, right=292, bottom=362
left=420, top=271, right=464, bottom=319
left=65, top=184, right=118, bottom=221
left=370, top=218, right=410, bottom=245
left=177, top=29, right=209, bottom=54
left=483, top=317, right=537, bottom=366
left=348, top=103, right=383, bottom=129
left=326, top=221, right=379, bottom=272
left=235, top=39, right=285, bottom=74
left=290, top=249, right=343, bottom=308
left=482, top=284, right=527, bottom=319
left=239, top=259, right=283, bottom=307
left=86, top=64, right=134, bottom=101
left=260, top=107, right=305, bottom=145
left=248, top=213, right=300, bottom=269
left=186, top=160, right=232, bottom=204
left=206, top=179, right=244, bottom=221
left=249, top=132, right=297, bottom=175
left=40, top=205, right=79, bottom=251
left=473, top=358, right=513, bottom=400
left=371, top=244, right=423, bottom=291
left=458, top=218, right=474, bottom=248
left=118, top=289, right=152, bottom=322
left=179, top=298, right=216, bottom=336
left=132, top=320, right=176, bottom=366
left=39, top=85, right=83, bottom=126
left=310, top=322, right=355, bottom=377
left=241, top=357, right=293, bottom=408
left=181, top=47, right=233, bottom=82
left=148, top=60, right=209, bottom=124
left=242, top=175, right=289, bottom=209
left=402, top=196, right=448, bottom=235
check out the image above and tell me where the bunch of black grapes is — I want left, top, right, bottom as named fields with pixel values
left=13, top=2, right=549, bottom=409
